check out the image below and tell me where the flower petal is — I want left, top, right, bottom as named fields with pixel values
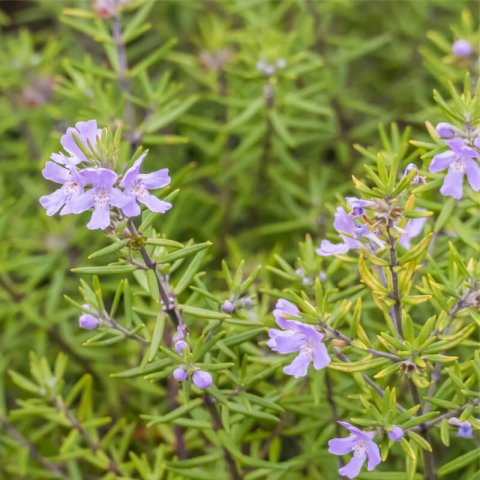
left=328, top=436, right=356, bottom=455
left=138, top=168, right=171, bottom=189
left=121, top=198, right=141, bottom=217
left=440, top=169, right=464, bottom=199
left=138, top=194, right=172, bottom=213
left=273, top=332, right=305, bottom=354
left=366, top=441, right=381, bottom=470
left=465, top=159, right=480, bottom=191
left=312, top=342, right=331, bottom=370
left=39, top=189, right=67, bottom=216
left=429, top=151, right=455, bottom=172
left=67, top=189, right=96, bottom=214
left=120, top=153, right=146, bottom=188
left=87, top=204, right=111, bottom=230
left=42, top=162, right=71, bottom=184
left=316, top=239, right=351, bottom=256
left=80, top=168, right=118, bottom=188
left=273, top=299, right=300, bottom=329
left=110, top=188, right=130, bottom=209
left=283, top=351, right=311, bottom=378
left=338, top=454, right=366, bottom=479
left=333, top=207, right=355, bottom=236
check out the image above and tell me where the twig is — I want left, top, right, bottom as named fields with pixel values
left=203, top=394, right=241, bottom=480
left=0, top=416, right=68, bottom=478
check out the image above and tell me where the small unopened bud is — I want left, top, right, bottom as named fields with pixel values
left=79, top=305, right=100, bottom=330
left=192, top=370, right=212, bottom=389
left=276, top=59, right=286, bottom=69
left=173, top=367, right=188, bottom=382
left=223, top=300, right=234, bottom=313
left=436, top=122, right=456, bottom=139
left=452, top=39, right=472, bottom=57
left=174, top=340, right=189, bottom=354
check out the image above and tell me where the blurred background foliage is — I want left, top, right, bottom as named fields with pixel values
left=0, top=1, right=478, bottom=479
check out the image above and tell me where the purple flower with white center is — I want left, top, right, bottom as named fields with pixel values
left=68, top=168, right=130, bottom=230
left=120, top=152, right=172, bottom=217
left=436, top=122, right=456, bottom=139
left=398, top=211, right=427, bottom=249
left=452, top=39, right=472, bottom=57
left=448, top=418, right=474, bottom=439
left=173, top=367, right=188, bottom=382
left=387, top=425, right=404, bottom=441
left=316, top=207, right=360, bottom=256
left=328, top=422, right=381, bottom=479
left=267, top=299, right=330, bottom=378
left=60, top=120, right=103, bottom=164
left=429, top=137, right=480, bottom=199
left=192, top=370, right=212, bottom=389
left=79, top=305, right=100, bottom=330
left=40, top=162, right=86, bottom=216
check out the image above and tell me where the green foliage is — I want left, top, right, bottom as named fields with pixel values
left=0, top=1, right=479, bottom=480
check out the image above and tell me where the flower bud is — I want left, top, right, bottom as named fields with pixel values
left=192, top=370, right=212, bottom=389
left=387, top=425, right=404, bottom=441
left=435, top=122, right=456, bottom=139
left=79, top=313, right=100, bottom=330
left=452, top=39, right=472, bottom=57
left=222, top=300, right=234, bottom=313
left=174, top=340, right=189, bottom=354
left=173, top=367, right=188, bottom=382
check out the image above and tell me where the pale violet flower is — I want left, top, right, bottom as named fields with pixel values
left=69, top=168, right=130, bottom=230
left=40, top=162, right=85, bottom=216
left=448, top=418, right=474, bottom=439
left=120, top=152, right=172, bottom=217
left=267, top=299, right=330, bottom=378
left=59, top=120, right=103, bottom=165
left=328, top=422, right=381, bottom=479
left=317, top=207, right=360, bottom=256
left=429, top=138, right=480, bottom=199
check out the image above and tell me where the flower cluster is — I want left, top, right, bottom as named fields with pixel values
left=256, top=58, right=286, bottom=76
left=172, top=329, right=213, bottom=389
left=429, top=123, right=480, bottom=199
left=40, top=121, right=172, bottom=230
left=267, top=299, right=330, bottom=378
left=316, top=198, right=426, bottom=257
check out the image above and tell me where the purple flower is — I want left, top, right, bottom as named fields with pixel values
left=429, top=138, right=480, bottom=199
left=60, top=120, right=103, bottom=164
left=435, top=123, right=456, bottom=139
left=120, top=153, right=172, bottom=217
left=328, top=422, right=381, bottom=479
left=173, top=367, right=188, bottom=382
left=398, top=212, right=427, bottom=249
left=387, top=425, right=404, bottom=441
left=267, top=299, right=330, bottom=378
left=79, top=306, right=100, bottom=330
left=317, top=207, right=360, bottom=256
left=40, top=162, right=86, bottom=216
left=192, top=370, right=212, bottom=389
left=68, top=168, right=130, bottom=230
left=448, top=418, right=473, bottom=439
left=452, top=39, right=472, bottom=57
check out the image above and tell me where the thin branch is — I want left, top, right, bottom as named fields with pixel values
left=0, top=416, right=68, bottom=479
left=203, top=394, right=242, bottom=480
